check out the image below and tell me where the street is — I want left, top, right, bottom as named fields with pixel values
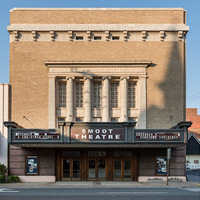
left=187, top=170, right=200, bottom=183
left=0, top=187, right=199, bottom=200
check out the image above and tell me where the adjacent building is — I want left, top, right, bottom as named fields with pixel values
left=0, top=84, right=10, bottom=167
left=4, top=8, right=191, bottom=182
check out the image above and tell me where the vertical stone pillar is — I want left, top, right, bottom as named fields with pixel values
left=102, top=77, right=110, bottom=122
left=84, top=76, right=92, bottom=122
left=48, top=76, right=56, bottom=129
left=138, top=75, right=147, bottom=128
left=67, top=77, right=74, bottom=122
left=120, top=77, right=128, bottom=122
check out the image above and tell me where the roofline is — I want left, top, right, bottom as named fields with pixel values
left=10, top=7, right=186, bottom=12
left=188, top=132, right=200, bottom=144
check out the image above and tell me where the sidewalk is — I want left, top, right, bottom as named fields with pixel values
left=0, top=180, right=199, bottom=188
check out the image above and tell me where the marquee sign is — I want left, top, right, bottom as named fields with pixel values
left=135, top=131, right=182, bottom=142
left=71, top=128, right=124, bottom=142
left=14, top=131, right=60, bottom=140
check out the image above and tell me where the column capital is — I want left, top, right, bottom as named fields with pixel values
left=66, top=76, right=75, bottom=80
left=120, top=76, right=130, bottom=80
left=84, top=76, right=93, bottom=80
left=102, top=76, right=111, bottom=80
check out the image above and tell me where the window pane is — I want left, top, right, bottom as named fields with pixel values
left=111, top=83, right=119, bottom=108
left=93, top=82, right=102, bottom=108
left=63, top=159, right=70, bottom=178
left=76, top=83, right=84, bottom=107
left=128, top=82, right=136, bottom=108
left=89, top=160, right=96, bottom=178
left=59, top=83, right=66, bottom=107
left=73, top=160, right=80, bottom=178
left=98, top=160, right=105, bottom=178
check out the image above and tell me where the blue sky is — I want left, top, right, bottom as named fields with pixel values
left=0, top=0, right=199, bottom=113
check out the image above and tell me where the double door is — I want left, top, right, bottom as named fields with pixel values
left=88, top=159, right=106, bottom=180
left=113, top=159, right=132, bottom=180
left=62, top=158, right=81, bottom=180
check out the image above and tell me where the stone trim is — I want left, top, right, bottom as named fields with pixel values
left=10, top=8, right=186, bottom=11
left=44, top=60, right=152, bottom=67
left=7, top=24, right=189, bottom=31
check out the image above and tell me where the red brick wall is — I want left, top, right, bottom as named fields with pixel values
left=186, top=108, right=200, bottom=137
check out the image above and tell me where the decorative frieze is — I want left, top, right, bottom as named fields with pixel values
left=123, top=30, right=128, bottom=41
left=141, top=31, right=146, bottom=41
left=160, top=31, right=165, bottom=42
left=9, top=29, right=187, bottom=42
left=87, top=31, right=91, bottom=41
left=13, top=30, right=18, bottom=41
left=105, top=31, right=109, bottom=41
left=50, top=30, right=55, bottom=42
left=32, top=31, right=37, bottom=41
left=178, top=31, right=183, bottom=42
left=68, top=31, right=73, bottom=42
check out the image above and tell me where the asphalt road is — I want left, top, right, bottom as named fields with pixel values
left=0, top=187, right=199, bottom=200
left=187, top=170, right=200, bottom=183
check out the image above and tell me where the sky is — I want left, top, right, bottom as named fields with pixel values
left=0, top=0, right=199, bottom=114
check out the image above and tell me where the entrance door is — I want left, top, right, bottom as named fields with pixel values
left=88, top=159, right=106, bottom=180
left=113, top=159, right=132, bottom=181
left=62, top=158, right=81, bottom=180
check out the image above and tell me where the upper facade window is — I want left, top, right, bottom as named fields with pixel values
left=94, top=36, right=101, bottom=40
left=76, top=36, right=83, bottom=40
left=112, top=36, right=120, bottom=40
left=59, top=82, right=66, bottom=108
left=76, top=82, right=84, bottom=108
left=128, top=82, right=136, bottom=108
left=111, top=83, right=119, bottom=108
left=93, top=82, right=102, bottom=108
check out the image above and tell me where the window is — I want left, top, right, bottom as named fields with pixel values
left=111, top=118, right=119, bottom=122
left=93, top=82, right=102, bottom=108
left=59, top=82, right=66, bottom=107
left=76, top=82, right=84, bottom=107
left=112, top=36, right=120, bottom=40
left=76, top=118, right=83, bottom=122
left=58, top=118, right=65, bottom=129
left=111, top=83, right=119, bottom=108
left=76, top=36, right=83, bottom=40
left=128, top=82, right=136, bottom=108
left=94, top=36, right=101, bottom=40
left=194, top=160, right=199, bottom=164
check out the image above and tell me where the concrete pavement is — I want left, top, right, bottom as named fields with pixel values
left=0, top=180, right=199, bottom=188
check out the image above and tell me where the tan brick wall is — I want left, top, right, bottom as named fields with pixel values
left=10, top=9, right=185, bottom=24
left=10, top=41, right=185, bottom=129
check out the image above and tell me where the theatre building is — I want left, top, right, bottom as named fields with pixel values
left=4, top=8, right=191, bottom=182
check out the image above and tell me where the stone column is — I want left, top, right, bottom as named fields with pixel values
left=48, top=76, right=56, bottom=129
left=102, top=77, right=110, bottom=122
left=67, top=77, right=74, bottom=122
left=84, top=76, right=92, bottom=122
left=138, top=75, right=147, bottom=128
left=120, top=77, right=128, bottom=122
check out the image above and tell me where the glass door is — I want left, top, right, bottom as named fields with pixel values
left=98, top=160, right=106, bottom=180
left=63, top=159, right=70, bottom=180
left=88, top=160, right=96, bottom=180
left=114, top=160, right=122, bottom=180
left=72, top=159, right=81, bottom=180
left=123, top=159, right=132, bottom=180
left=87, top=159, right=106, bottom=180
left=62, top=158, right=81, bottom=180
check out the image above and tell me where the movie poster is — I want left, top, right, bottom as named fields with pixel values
left=26, top=156, right=38, bottom=175
left=156, top=157, right=167, bottom=175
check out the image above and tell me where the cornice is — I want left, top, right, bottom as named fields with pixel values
left=44, top=60, right=152, bottom=68
left=7, top=24, right=189, bottom=32
left=10, top=8, right=186, bottom=12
